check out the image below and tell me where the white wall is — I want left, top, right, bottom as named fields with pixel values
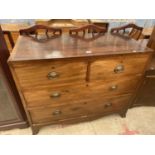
left=0, top=19, right=154, bottom=28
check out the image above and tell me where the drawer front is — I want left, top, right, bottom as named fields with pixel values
left=13, top=61, right=87, bottom=90
left=29, top=95, right=131, bottom=124
left=90, top=54, right=149, bottom=81
left=24, top=83, right=87, bottom=108
left=24, top=75, right=140, bottom=108
left=87, top=75, right=141, bottom=96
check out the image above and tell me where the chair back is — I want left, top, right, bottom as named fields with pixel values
left=147, top=26, right=155, bottom=50
left=69, top=24, right=106, bottom=41
left=88, top=22, right=109, bottom=33
left=20, top=25, right=62, bottom=41
left=129, top=25, right=143, bottom=40
left=111, top=23, right=143, bottom=40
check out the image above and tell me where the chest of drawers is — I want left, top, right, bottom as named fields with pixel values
left=8, top=34, right=153, bottom=134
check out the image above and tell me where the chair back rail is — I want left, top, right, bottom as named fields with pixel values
left=111, top=23, right=143, bottom=40
left=19, top=25, right=62, bottom=41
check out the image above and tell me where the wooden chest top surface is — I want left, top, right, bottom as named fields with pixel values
left=9, top=33, right=153, bottom=62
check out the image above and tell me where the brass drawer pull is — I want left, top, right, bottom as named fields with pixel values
left=110, top=85, right=118, bottom=91
left=50, top=92, right=61, bottom=98
left=150, top=67, right=155, bottom=70
left=52, top=110, right=62, bottom=116
left=114, top=64, right=124, bottom=73
left=104, top=102, right=112, bottom=108
left=47, top=71, right=59, bottom=79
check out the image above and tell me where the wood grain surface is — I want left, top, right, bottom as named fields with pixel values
left=9, top=33, right=153, bottom=61
left=29, top=95, right=131, bottom=124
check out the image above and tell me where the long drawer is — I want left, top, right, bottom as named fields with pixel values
left=13, top=60, right=87, bottom=90
left=24, top=75, right=141, bottom=108
left=29, top=95, right=131, bottom=124
left=90, top=54, right=149, bottom=81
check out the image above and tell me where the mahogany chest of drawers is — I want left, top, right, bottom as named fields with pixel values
left=8, top=33, right=153, bottom=134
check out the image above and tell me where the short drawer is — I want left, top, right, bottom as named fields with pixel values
left=29, top=95, right=131, bottom=124
left=90, top=54, right=150, bottom=81
left=13, top=60, right=87, bottom=90
left=24, top=83, right=87, bottom=107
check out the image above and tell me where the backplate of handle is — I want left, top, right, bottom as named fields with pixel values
left=104, top=102, right=112, bottom=108
left=110, top=85, right=118, bottom=91
left=50, top=92, right=61, bottom=98
left=114, top=64, right=124, bottom=73
left=52, top=110, right=62, bottom=116
left=47, top=71, right=59, bottom=79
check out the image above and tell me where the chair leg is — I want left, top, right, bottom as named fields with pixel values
left=3, top=31, right=15, bottom=49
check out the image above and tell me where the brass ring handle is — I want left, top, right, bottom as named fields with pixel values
left=50, top=92, right=61, bottom=98
left=114, top=64, right=124, bottom=73
left=47, top=71, right=59, bottom=79
left=52, top=110, right=62, bottom=116
left=110, top=85, right=118, bottom=91
left=150, top=67, right=155, bottom=70
left=104, top=102, right=112, bottom=108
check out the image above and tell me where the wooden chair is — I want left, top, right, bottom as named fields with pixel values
left=146, top=26, right=155, bottom=75
left=69, top=24, right=106, bottom=41
left=111, top=23, right=143, bottom=40
left=1, top=23, right=30, bottom=51
left=147, top=26, right=155, bottom=50
left=19, top=25, right=62, bottom=42
left=3, top=30, right=15, bottom=49
left=90, top=22, right=109, bottom=33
